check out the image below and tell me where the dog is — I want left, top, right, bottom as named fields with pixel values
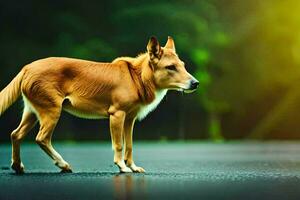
left=0, top=36, right=199, bottom=174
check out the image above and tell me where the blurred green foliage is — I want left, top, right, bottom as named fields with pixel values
left=1, top=0, right=300, bottom=141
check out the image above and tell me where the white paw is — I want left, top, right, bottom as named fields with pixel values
left=54, top=160, right=73, bottom=172
left=115, top=160, right=133, bottom=173
left=120, top=166, right=133, bottom=173
left=129, top=163, right=146, bottom=173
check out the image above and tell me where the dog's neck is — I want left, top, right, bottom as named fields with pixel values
left=113, top=53, right=157, bottom=104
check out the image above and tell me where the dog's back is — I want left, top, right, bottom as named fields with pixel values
left=0, top=36, right=199, bottom=174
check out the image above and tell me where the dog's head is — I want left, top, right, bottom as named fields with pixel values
left=147, top=36, right=199, bottom=93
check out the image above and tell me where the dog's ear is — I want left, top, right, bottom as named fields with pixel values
left=164, top=36, right=176, bottom=51
left=147, top=36, right=162, bottom=61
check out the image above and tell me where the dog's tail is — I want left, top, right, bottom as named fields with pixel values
left=0, top=70, right=24, bottom=116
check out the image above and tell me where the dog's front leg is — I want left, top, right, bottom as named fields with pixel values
left=110, top=110, right=132, bottom=173
left=124, top=117, right=145, bottom=173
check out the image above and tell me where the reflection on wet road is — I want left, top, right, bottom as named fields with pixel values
left=1, top=142, right=300, bottom=199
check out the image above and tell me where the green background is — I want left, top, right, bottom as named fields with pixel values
left=1, top=0, right=300, bottom=141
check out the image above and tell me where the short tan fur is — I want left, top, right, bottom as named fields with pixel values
left=0, top=36, right=199, bottom=173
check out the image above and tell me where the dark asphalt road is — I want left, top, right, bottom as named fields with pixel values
left=1, top=142, right=300, bottom=200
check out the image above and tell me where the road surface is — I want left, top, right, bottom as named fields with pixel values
left=1, top=141, right=300, bottom=200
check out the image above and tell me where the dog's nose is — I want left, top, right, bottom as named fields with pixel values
left=190, top=80, right=199, bottom=90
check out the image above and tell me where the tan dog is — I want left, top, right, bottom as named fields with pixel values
left=0, top=36, right=199, bottom=174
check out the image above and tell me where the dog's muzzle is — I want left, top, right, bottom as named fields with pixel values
left=183, top=79, right=199, bottom=93
left=189, top=79, right=199, bottom=90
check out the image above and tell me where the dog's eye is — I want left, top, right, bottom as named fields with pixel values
left=166, top=65, right=177, bottom=71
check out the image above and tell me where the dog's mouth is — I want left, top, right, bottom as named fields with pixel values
left=174, top=87, right=197, bottom=93
left=183, top=89, right=197, bottom=93
left=169, top=83, right=199, bottom=93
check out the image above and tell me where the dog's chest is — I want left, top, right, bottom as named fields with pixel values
left=137, top=90, right=167, bottom=121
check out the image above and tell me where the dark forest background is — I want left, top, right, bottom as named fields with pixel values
left=1, top=0, right=300, bottom=141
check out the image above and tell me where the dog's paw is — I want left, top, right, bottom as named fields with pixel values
left=115, top=161, right=133, bottom=173
left=60, top=168, right=73, bottom=173
left=129, top=163, right=146, bottom=173
left=11, top=162, right=25, bottom=174
left=119, top=166, right=133, bottom=173
left=59, top=164, right=73, bottom=173
left=55, top=160, right=72, bottom=173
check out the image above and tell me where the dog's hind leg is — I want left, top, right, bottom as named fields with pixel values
left=11, top=107, right=37, bottom=174
left=124, top=117, right=145, bottom=173
left=35, top=106, right=72, bottom=173
left=110, top=110, right=132, bottom=173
